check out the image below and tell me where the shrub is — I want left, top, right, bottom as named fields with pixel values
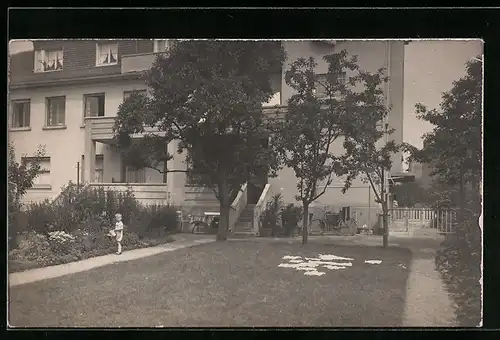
left=259, top=194, right=283, bottom=237
left=148, top=204, right=178, bottom=232
left=9, top=181, right=179, bottom=266
left=8, top=210, right=28, bottom=249
left=26, top=200, right=57, bottom=235
left=129, top=204, right=178, bottom=238
left=281, top=204, right=303, bottom=237
left=8, top=231, right=55, bottom=266
left=435, top=211, right=482, bottom=327
left=122, top=232, right=141, bottom=247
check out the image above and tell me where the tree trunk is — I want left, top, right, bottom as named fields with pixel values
left=382, top=202, right=389, bottom=248
left=217, top=175, right=230, bottom=241
left=163, top=162, right=168, bottom=183
left=381, top=169, right=389, bottom=248
left=302, top=202, right=309, bottom=245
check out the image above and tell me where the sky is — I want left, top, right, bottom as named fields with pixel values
left=403, top=40, right=483, bottom=148
left=9, top=39, right=483, bottom=149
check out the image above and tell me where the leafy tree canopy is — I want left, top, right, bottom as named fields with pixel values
left=114, top=40, right=286, bottom=240
left=8, top=142, right=46, bottom=209
left=271, top=49, right=395, bottom=244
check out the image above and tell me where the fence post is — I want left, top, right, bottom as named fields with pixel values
left=404, top=207, right=409, bottom=231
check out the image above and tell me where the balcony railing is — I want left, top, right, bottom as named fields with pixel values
left=121, top=53, right=158, bottom=74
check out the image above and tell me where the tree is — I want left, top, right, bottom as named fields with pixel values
left=392, top=180, right=427, bottom=208
left=331, top=68, right=398, bottom=248
left=403, top=57, right=482, bottom=217
left=114, top=41, right=285, bottom=241
left=8, top=142, right=46, bottom=210
left=272, top=50, right=392, bottom=245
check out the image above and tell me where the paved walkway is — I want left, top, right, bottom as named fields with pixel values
left=8, top=234, right=215, bottom=287
left=229, top=233, right=458, bottom=327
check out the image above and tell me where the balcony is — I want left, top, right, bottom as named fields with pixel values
left=85, top=116, right=164, bottom=142
left=121, top=53, right=158, bottom=74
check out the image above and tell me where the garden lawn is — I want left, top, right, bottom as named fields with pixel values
left=9, top=241, right=412, bottom=327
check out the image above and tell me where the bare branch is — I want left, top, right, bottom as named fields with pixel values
left=311, top=171, right=333, bottom=202
left=147, top=165, right=190, bottom=174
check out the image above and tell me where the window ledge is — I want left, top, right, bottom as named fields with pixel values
left=34, top=69, right=63, bottom=74
left=43, top=125, right=67, bottom=130
left=28, top=184, right=52, bottom=190
left=95, top=63, right=118, bottom=67
left=9, top=127, right=31, bottom=132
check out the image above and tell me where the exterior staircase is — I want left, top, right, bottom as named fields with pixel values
left=232, top=204, right=256, bottom=237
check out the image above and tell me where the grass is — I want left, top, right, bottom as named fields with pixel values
left=9, top=241, right=412, bottom=327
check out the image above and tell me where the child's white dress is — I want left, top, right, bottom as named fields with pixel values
left=114, top=221, right=124, bottom=242
left=108, top=221, right=124, bottom=242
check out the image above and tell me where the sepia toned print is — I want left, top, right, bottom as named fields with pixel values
left=8, top=39, right=482, bottom=328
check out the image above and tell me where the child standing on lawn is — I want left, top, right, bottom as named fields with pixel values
left=107, top=213, right=124, bottom=255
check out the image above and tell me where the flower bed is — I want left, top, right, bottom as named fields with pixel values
left=8, top=230, right=175, bottom=273
left=8, top=183, right=180, bottom=274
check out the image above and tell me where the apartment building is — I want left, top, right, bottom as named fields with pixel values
left=8, top=39, right=406, bottom=231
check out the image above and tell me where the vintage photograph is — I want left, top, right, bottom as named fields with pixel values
left=7, top=38, right=483, bottom=327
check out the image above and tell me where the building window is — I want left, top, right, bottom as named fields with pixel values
left=126, top=166, right=146, bottom=183
left=84, top=93, right=105, bottom=118
left=23, top=157, right=51, bottom=188
left=314, top=73, right=346, bottom=98
left=34, top=49, right=63, bottom=73
left=123, top=89, right=148, bottom=101
left=153, top=39, right=171, bottom=52
left=45, top=96, right=66, bottom=127
left=11, top=100, right=30, bottom=128
left=96, top=42, right=118, bottom=66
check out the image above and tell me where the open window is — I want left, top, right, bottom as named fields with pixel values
left=96, top=42, right=118, bottom=66
left=34, top=49, right=63, bottom=72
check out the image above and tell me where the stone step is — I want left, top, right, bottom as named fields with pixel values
left=235, top=223, right=253, bottom=228
left=234, top=227, right=253, bottom=231
left=231, top=231, right=257, bottom=236
left=235, top=226, right=253, bottom=230
left=234, top=228, right=254, bottom=232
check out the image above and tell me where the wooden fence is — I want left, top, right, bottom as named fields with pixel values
left=389, top=208, right=456, bottom=234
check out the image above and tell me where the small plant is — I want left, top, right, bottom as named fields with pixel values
left=259, top=193, right=283, bottom=237
left=281, top=204, right=303, bottom=237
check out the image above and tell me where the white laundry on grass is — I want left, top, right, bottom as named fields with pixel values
left=279, top=253, right=354, bottom=276
left=364, top=260, right=382, bottom=265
